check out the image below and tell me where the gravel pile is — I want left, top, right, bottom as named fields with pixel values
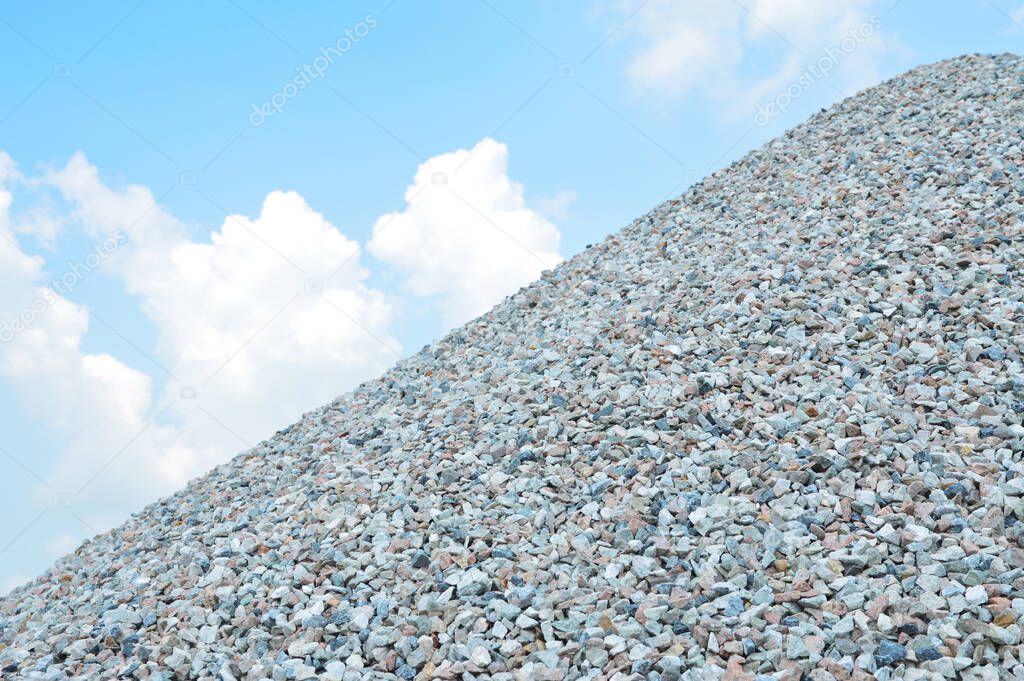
left=4, top=53, right=1024, bottom=680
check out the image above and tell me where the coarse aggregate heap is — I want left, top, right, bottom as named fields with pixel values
left=5, top=53, right=1024, bottom=681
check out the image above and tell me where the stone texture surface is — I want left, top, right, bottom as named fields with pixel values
left=4, top=53, right=1024, bottom=680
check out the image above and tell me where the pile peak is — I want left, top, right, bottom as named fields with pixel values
left=4, top=53, right=1024, bottom=680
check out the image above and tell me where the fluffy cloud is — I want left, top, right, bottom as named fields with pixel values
left=607, top=0, right=897, bottom=115
left=0, top=154, right=42, bottom=290
left=0, top=162, right=46, bottom=399
left=368, top=138, right=563, bottom=326
left=0, top=153, right=401, bottom=572
left=623, top=3, right=742, bottom=95
left=144, top=189, right=399, bottom=467
left=0, top=289, right=195, bottom=504
left=537, top=190, right=578, bottom=222
left=0, top=162, right=178, bottom=529
left=40, top=156, right=400, bottom=494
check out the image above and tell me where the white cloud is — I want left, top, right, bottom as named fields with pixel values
left=0, top=263, right=194, bottom=504
left=39, top=157, right=400, bottom=496
left=605, top=0, right=898, bottom=115
left=0, top=153, right=401, bottom=564
left=624, top=3, right=742, bottom=95
left=0, top=150, right=18, bottom=184
left=141, top=189, right=399, bottom=469
left=45, top=151, right=186, bottom=279
left=368, top=138, right=563, bottom=326
left=0, top=155, right=45, bottom=327
left=537, top=190, right=578, bottom=222
left=0, top=158, right=180, bottom=513
left=12, top=198, right=67, bottom=248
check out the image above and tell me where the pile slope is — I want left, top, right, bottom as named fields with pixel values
left=4, top=53, right=1024, bottom=681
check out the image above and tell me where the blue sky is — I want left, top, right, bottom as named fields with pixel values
left=0, top=0, right=1021, bottom=591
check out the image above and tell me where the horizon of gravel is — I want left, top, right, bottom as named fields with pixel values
left=3, top=52, right=1024, bottom=680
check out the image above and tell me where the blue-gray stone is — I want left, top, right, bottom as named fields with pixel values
left=875, top=640, right=907, bottom=667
